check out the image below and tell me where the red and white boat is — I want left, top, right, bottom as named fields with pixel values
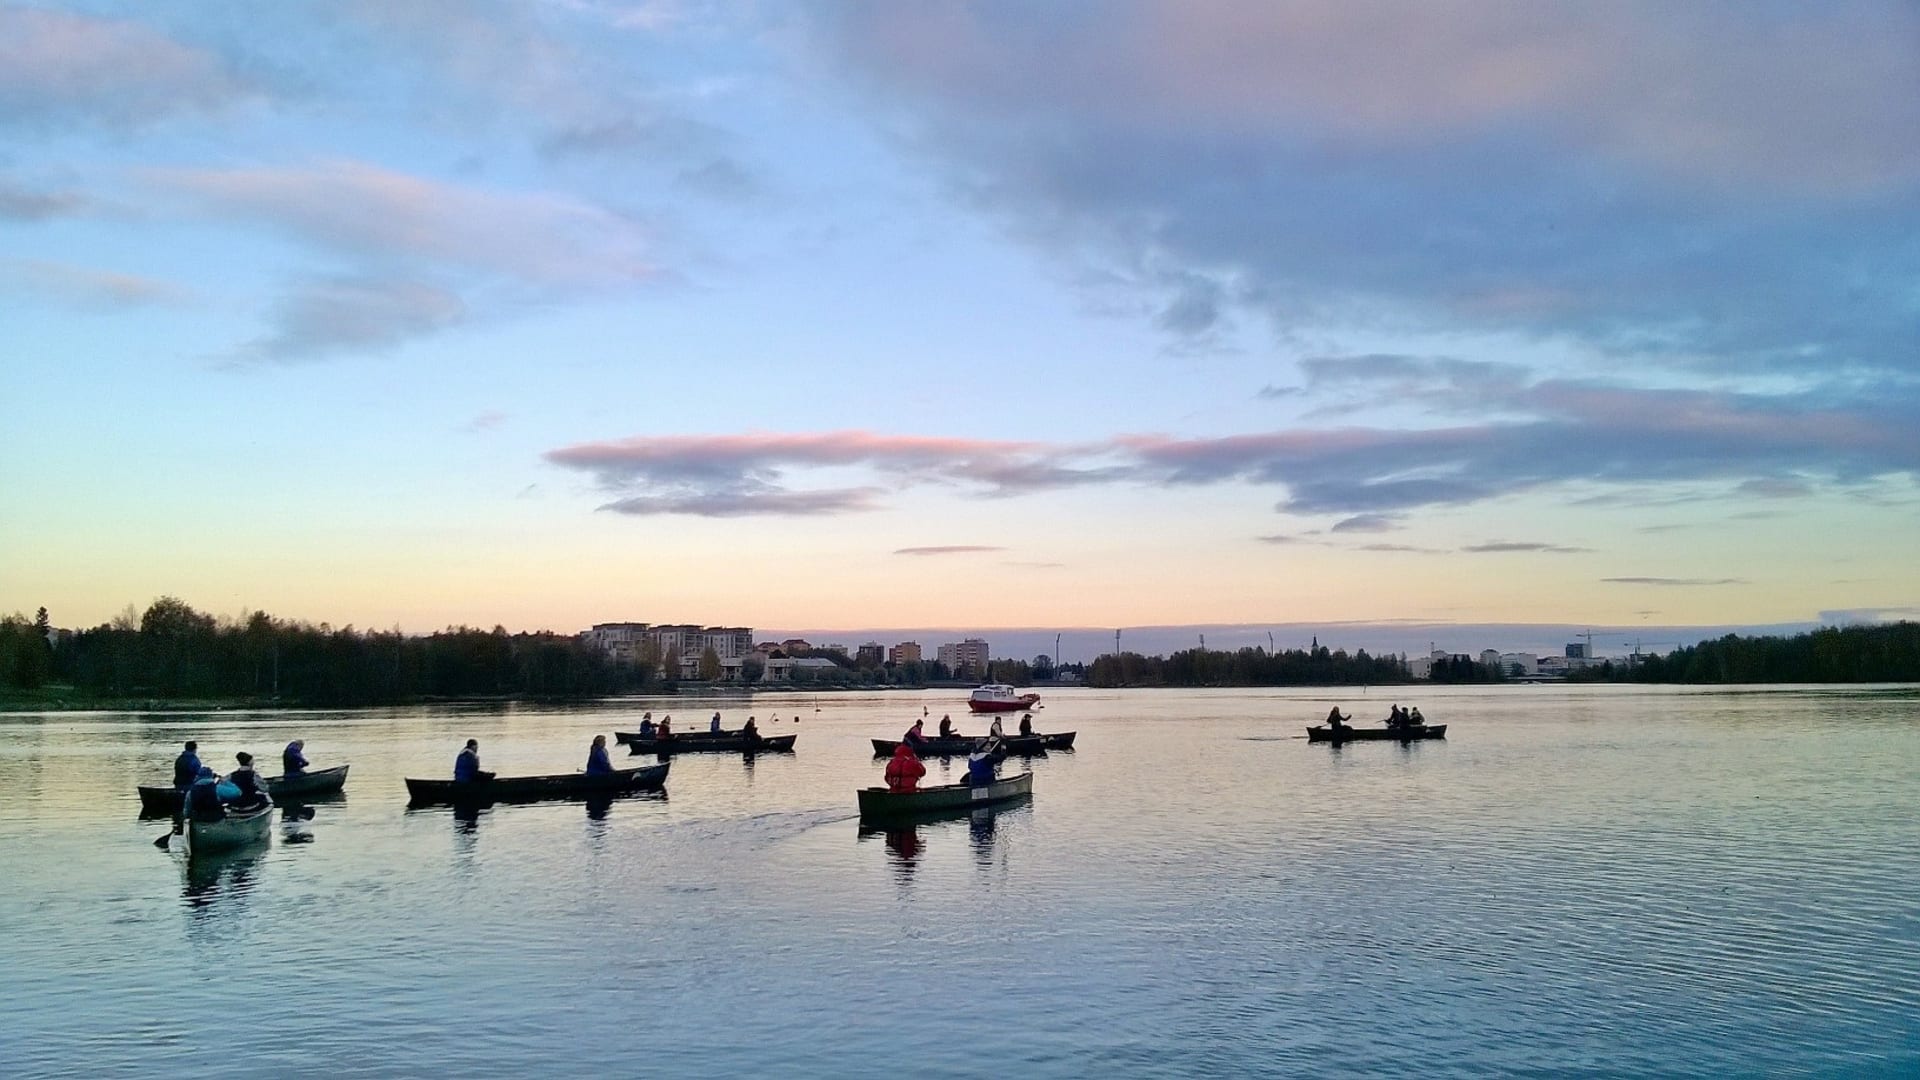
left=967, top=684, right=1041, bottom=713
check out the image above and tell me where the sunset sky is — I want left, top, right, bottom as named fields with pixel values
left=4, top=2, right=1917, bottom=642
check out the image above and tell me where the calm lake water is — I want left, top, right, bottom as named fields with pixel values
left=1, top=685, right=1916, bottom=1078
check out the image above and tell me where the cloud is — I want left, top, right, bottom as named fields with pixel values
left=1256, top=385, right=1302, bottom=400
left=464, top=411, right=509, bottom=433
left=546, top=363, right=1920, bottom=519
left=1735, top=477, right=1813, bottom=499
left=0, top=179, right=86, bottom=221
left=1602, top=577, right=1749, bottom=587
left=1255, top=533, right=1303, bottom=544
left=1357, top=542, right=1438, bottom=553
left=1329, top=513, right=1398, bottom=533
left=807, top=4, right=1920, bottom=372
left=0, top=8, right=255, bottom=129
left=893, top=545, right=1006, bottom=556
left=151, top=160, right=654, bottom=286
left=228, top=278, right=466, bottom=364
left=1819, top=606, right=1920, bottom=624
left=1462, top=541, right=1591, bottom=554
left=599, top=488, right=881, bottom=517
left=1, top=259, right=188, bottom=308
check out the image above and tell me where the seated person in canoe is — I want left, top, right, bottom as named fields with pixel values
left=1018, top=713, right=1034, bottom=736
left=454, top=739, right=495, bottom=783
left=903, top=718, right=929, bottom=749
left=637, top=717, right=655, bottom=739
left=172, top=741, right=202, bottom=789
left=282, top=739, right=309, bottom=777
left=710, top=712, right=723, bottom=734
left=741, top=716, right=760, bottom=747
left=937, top=714, right=955, bottom=738
left=586, top=735, right=613, bottom=774
left=988, top=715, right=1005, bottom=738
left=182, top=767, right=227, bottom=822
left=657, top=716, right=674, bottom=740
left=884, top=742, right=925, bottom=793
left=967, top=741, right=999, bottom=787
left=1325, top=707, right=1351, bottom=733
left=225, top=752, right=270, bottom=810
left=1409, top=707, right=1425, bottom=726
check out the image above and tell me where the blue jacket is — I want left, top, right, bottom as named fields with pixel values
left=586, top=744, right=613, bottom=774
left=185, top=778, right=225, bottom=821
left=454, top=748, right=481, bottom=782
left=282, top=744, right=308, bottom=776
left=967, top=754, right=996, bottom=787
left=173, top=751, right=201, bottom=788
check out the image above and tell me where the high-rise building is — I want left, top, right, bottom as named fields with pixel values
left=888, top=641, right=922, bottom=665
left=936, top=638, right=990, bottom=679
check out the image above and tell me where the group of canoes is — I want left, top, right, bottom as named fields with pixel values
left=146, top=739, right=352, bottom=854
left=855, top=711, right=1074, bottom=821
left=1307, top=705, right=1448, bottom=743
left=141, top=706, right=1070, bottom=837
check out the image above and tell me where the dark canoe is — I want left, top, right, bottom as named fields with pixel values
left=404, top=762, right=670, bottom=805
left=857, top=771, right=1033, bottom=820
left=1307, top=724, right=1448, bottom=743
left=621, top=733, right=796, bottom=755
left=138, top=764, right=351, bottom=816
left=613, top=728, right=740, bottom=746
left=870, top=735, right=1050, bottom=757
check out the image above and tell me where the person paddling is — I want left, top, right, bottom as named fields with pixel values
left=710, top=712, right=723, bottom=734
left=937, top=714, right=955, bottom=738
left=903, top=718, right=929, bottom=750
left=282, top=740, right=308, bottom=777
left=454, top=739, right=494, bottom=783
left=966, top=742, right=998, bottom=787
left=1326, top=707, right=1352, bottom=735
left=227, top=753, right=268, bottom=810
left=586, top=734, right=613, bottom=774
left=741, top=715, right=761, bottom=748
left=884, top=742, right=925, bottom=793
left=1018, top=713, right=1034, bottom=737
left=173, top=741, right=202, bottom=789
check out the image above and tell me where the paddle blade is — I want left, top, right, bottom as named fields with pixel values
left=153, top=832, right=171, bottom=849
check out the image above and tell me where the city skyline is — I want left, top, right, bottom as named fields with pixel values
left=5, top=4, right=1917, bottom=636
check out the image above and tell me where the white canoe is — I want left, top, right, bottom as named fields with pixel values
left=182, top=800, right=275, bottom=856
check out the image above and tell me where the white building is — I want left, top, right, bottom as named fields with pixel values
left=936, top=638, right=990, bottom=679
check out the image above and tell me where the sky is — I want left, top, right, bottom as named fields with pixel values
left=3, top=1, right=1917, bottom=650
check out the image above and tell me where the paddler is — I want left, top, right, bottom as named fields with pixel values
left=884, top=742, right=925, bottom=793
left=903, top=718, right=929, bottom=750
left=586, top=734, right=613, bottom=774
left=172, top=741, right=202, bottom=789
left=937, top=714, right=955, bottom=738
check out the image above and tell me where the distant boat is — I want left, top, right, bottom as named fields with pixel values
left=619, top=733, right=796, bottom=755
left=1307, top=724, right=1447, bottom=743
left=967, top=684, right=1041, bottom=713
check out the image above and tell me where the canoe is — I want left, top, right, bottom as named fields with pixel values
left=267, top=764, right=350, bottom=800
left=181, top=800, right=275, bottom=856
left=857, top=771, right=1033, bottom=820
left=404, top=762, right=670, bottom=805
left=613, top=728, right=743, bottom=746
left=619, top=734, right=796, bottom=755
left=870, top=734, right=1052, bottom=757
left=1307, top=724, right=1448, bottom=743
left=138, top=764, right=351, bottom=816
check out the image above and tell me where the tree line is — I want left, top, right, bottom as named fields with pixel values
left=1578, top=622, right=1920, bottom=684
left=1085, top=644, right=1412, bottom=687
left=7, top=599, right=1915, bottom=704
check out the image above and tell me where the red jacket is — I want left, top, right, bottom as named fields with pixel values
left=884, top=745, right=926, bottom=792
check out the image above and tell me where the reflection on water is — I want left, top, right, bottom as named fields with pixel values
left=179, top=846, right=266, bottom=913
left=858, top=797, right=1031, bottom=884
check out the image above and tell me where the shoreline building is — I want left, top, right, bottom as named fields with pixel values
left=582, top=622, right=754, bottom=679
left=888, top=641, right=922, bottom=666
left=936, top=638, right=990, bottom=680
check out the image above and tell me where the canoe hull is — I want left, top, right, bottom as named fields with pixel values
left=1307, top=724, right=1448, bottom=743
left=404, top=763, right=670, bottom=805
left=858, top=771, right=1033, bottom=820
left=267, top=764, right=350, bottom=800
left=182, top=801, right=275, bottom=856
left=619, top=734, right=796, bottom=755
left=870, top=734, right=1055, bottom=757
